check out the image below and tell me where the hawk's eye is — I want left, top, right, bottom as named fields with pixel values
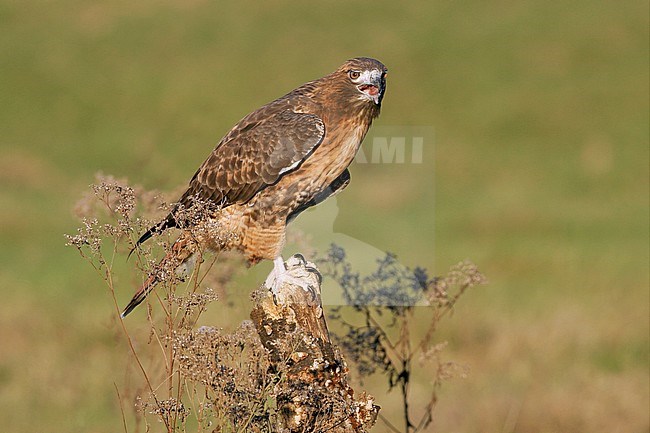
left=348, top=70, right=361, bottom=80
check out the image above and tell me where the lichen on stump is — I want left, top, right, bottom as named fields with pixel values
left=251, top=254, right=379, bottom=432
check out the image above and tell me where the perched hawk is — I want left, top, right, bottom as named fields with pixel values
left=122, top=57, right=387, bottom=317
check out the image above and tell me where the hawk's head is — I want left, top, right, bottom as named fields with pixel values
left=333, top=57, right=387, bottom=107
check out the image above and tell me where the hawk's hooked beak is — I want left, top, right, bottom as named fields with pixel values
left=357, top=70, right=386, bottom=105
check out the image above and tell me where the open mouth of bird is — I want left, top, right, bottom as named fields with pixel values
left=357, top=84, right=380, bottom=98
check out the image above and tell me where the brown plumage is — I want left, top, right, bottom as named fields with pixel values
left=122, top=57, right=387, bottom=317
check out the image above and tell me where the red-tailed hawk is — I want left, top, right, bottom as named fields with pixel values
left=122, top=57, right=387, bottom=317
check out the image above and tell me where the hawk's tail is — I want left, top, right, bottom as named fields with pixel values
left=121, top=236, right=196, bottom=318
left=121, top=273, right=157, bottom=318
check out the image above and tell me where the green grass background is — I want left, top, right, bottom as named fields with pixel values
left=1, top=0, right=648, bottom=431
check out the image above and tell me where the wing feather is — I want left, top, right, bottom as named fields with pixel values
left=134, top=106, right=325, bottom=247
left=187, top=109, right=324, bottom=207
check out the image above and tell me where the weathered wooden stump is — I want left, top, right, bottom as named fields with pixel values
left=250, top=254, right=379, bottom=432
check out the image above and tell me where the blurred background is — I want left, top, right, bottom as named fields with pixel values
left=0, top=0, right=648, bottom=431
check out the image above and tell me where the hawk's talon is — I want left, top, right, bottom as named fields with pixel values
left=264, top=255, right=317, bottom=299
left=292, top=253, right=307, bottom=266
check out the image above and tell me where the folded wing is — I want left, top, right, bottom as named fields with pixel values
left=135, top=108, right=325, bottom=247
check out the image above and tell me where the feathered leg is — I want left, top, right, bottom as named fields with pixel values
left=121, top=235, right=197, bottom=318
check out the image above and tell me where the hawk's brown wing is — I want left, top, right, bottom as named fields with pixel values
left=135, top=108, right=325, bottom=247
left=184, top=109, right=325, bottom=206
